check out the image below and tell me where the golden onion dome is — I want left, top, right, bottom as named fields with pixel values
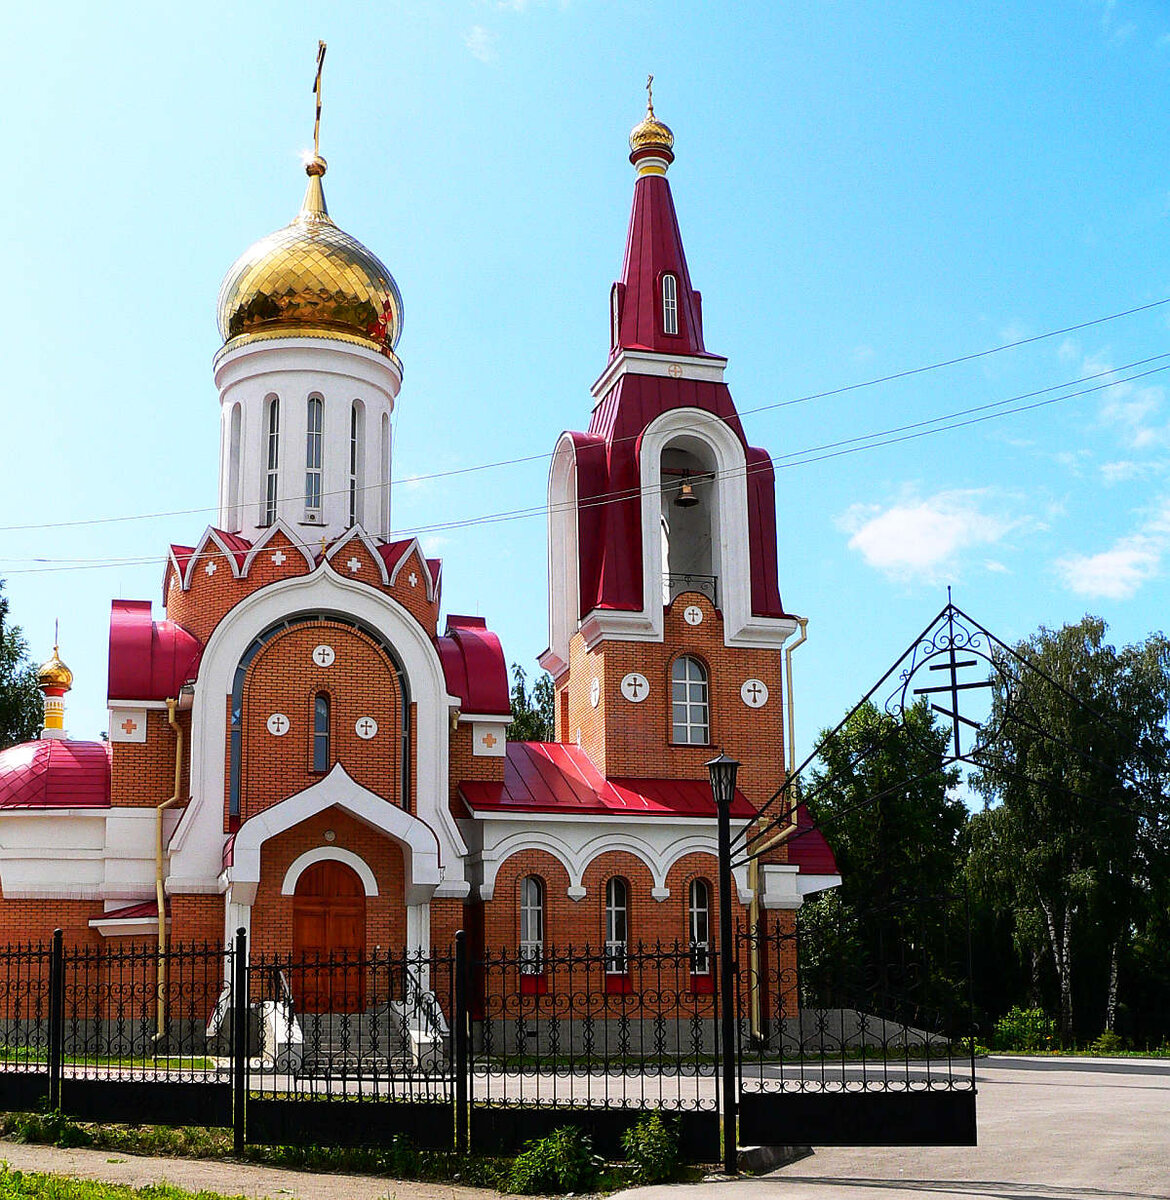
left=629, top=79, right=674, bottom=166
left=37, top=647, right=72, bottom=693
left=217, top=157, right=403, bottom=358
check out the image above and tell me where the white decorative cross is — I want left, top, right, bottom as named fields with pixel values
left=357, top=718, right=376, bottom=738
left=204, top=561, right=217, bottom=576
left=267, top=713, right=289, bottom=736
left=347, top=556, right=362, bottom=573
left=408, top=571, right=418, bottom=588
left=313, top=645, right=335, bottom=667
left=271, top=550, right=287, bottom=566
left=684, top=605, right=703, bottom=626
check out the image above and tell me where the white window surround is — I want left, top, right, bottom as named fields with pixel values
left=662, top=273, right=678, bottom=335
left=541, top=433, right=582, bottom=677
left=580, top=407, right=798, bottom=650
left=466, top=819, right=751, bottom=904
left=281, top=845, right=379, bottom=897
left=169, top=565, right=467, bottom=896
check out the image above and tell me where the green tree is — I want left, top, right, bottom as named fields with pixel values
left=968, top=616, right=1170, bottom=1042
left=0, top=581, right=43, bottom=750
left=798, top=700, right=965, bottom=1016
left=507, top=663, right=555, bottom=742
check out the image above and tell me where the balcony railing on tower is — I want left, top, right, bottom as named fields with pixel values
left=664, top=573, right=718, bottom=606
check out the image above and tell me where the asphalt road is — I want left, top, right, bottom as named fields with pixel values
left=629, top=1055, right=1170, bottom=1200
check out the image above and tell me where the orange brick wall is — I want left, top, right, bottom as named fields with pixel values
left=231, top=620, right=406, bottom=827
left=248, top=806, right=406, bottom=961
left=110, top=709, right=190, bottom=808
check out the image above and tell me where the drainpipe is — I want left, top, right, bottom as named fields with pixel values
left=155, top=698, right=184, bottom=1049
left=748, top=616, right=808, bottom=1040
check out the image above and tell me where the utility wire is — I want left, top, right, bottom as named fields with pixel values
left=1, top=295, right=1167, bottom=536
left=5, top=355, right=1170, bottom=576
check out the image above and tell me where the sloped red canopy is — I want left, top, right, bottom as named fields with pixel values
left=0, top=740, right=111, bottom=809
left=435, top=615, right=510, bottom=716
left=460, top=741, right=757, bottom=819
left=108, top=600, right=202, bottom=702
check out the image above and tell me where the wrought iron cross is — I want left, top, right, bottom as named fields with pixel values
left=911, top=603, right=994, bottom=758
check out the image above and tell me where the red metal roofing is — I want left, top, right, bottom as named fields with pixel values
left=377, top=538, right=413, bottom=573
left=613, top=174, right=709, bottom=359
left=212, top=529, right=251, bottom=571
left=0, top=740, right=111, bottom=809
left=99, top=900, right=162, bottom=921
left=786, top=805, right=840, bottom=876
left=108, top=600, right=203, bottom=702
left=435, top=616, right=510, bottom=716
left=460, top=741, right=757, bottom=819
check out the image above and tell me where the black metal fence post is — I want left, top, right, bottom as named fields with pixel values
left=716, top=802, right=738, bottom=1175
left=232, top=926, right=248, bottom=1154
left=454, top=930, right=469, bottom=1154
left=47, top=928, right=64, bottom=1111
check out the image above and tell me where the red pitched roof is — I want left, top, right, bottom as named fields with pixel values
left=460, top=741, right=757, bottom=819
left=0, top=740, right=111, bottom=809
left=786, top=804, right=840, bottom=876
left=108, top=600, right=203, bottom=702
left=435, top=615, right=510, bottom=716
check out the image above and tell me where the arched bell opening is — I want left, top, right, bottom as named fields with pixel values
left=660, top=437, right=718, bottom=607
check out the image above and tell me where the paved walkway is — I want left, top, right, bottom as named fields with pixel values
left=0, top=1140, right=497, bottom=1200
left=631, top=1056, right=1170, bottom=1200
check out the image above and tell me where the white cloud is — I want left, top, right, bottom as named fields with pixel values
left=420, top=534, right=451, bottom=555
left=464, top=25, right=498, bottom=63
left=1055, top=498, right=1170, bottom=599
left=1100, top=458, right=1170, bottom=485
left=837, top=488, right=1021, bottom=584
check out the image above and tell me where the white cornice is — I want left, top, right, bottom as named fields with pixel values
left=591, top=349, right=728, bottom=403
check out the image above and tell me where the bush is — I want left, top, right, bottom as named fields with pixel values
left=993, top=1006, right=1057, bottom=1052
left=1090, top=1030, right=1125, bottom=1056
left=507, top=1126, right=600, bottom=1195
left=621, top=1111, right=680, bottom=1185
left=8, top=1108, right=92, bottom=1148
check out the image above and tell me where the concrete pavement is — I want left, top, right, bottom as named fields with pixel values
left=632, top=1056, right=1170, bottom=1200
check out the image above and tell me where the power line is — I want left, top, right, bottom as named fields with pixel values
left=4, top=353, right=1168, bottom=577
left=1, top=295, right=1167, bottom=536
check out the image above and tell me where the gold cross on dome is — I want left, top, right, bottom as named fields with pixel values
left=312, top=41, right=327, bottom=159
left=646, top=73, right=654, bottom=115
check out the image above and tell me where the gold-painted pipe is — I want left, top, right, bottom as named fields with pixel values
left=748, top=617, right=809, bottom=1040
left=155, top=699, right=184, bottom=1049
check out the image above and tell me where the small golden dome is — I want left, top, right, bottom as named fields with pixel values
left=37, top=647, right=72, bottom=693
left=217, top=160, right=403, bottom=359
left=629, top=77, right=674, bottom=166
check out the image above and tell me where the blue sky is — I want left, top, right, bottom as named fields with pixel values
left=5, top=0, right=1170, bottom=760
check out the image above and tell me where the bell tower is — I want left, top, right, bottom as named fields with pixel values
left=539, top=89, right=799, bottom=804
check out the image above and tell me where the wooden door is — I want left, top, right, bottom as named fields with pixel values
left=292, top=861, right=366, bottom=1013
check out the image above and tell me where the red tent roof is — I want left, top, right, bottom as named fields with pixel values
left=0, top=740, right=111, bottom=809
left=786, top=804, right=840, bottom=876
left=460, top=741, right=757, bottom=819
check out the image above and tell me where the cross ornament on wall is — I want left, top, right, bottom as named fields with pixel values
left=271, top=550, right=286, bottom=566
left=120, top=718, right=138, bottom=736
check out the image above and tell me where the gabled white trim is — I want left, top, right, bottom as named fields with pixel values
left=325, top=525, right=391, bottom=585
left=281, top=845, right=379, bottom=897
left=171, top=562, right=465, bottom=894
left=385, top=539, right=436, bottom=602
left=591, top=349, right=728, bottom=403
left=227, top=763, right=439, bottom=905
left=181, top=527, right=246, bottom=591
left=239, top=519, right=318, bottom=577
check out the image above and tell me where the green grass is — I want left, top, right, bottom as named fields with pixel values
left=0, top=1164, right=247, bottom=1200
left=0, top=1055, right=216, bottom=1072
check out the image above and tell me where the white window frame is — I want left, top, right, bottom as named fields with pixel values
left=672, top=655, right=709, bottom=745
left=689, top=879, right=711, bottom=975
left=611, top=284, right=621, bottom=348
left=662, top=273, right=678, bottom=336
left=520, top=875, right=545, bottom=974
left=605, top=877, right=628, bottom=974
left=312, top=691, right=330, bottom=773
left=263, top=395, right=279, bottom=527
left=305, top=395, right=323, bottom=517
left=349, top=401, right=364, bottom=528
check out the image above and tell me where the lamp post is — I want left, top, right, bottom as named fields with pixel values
left=707, top=751, right=739, bottom=1176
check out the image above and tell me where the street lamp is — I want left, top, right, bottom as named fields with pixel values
left=707, top=751, right=739, bottom=1176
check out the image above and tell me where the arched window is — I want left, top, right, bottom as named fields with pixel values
left=672, top=656, right=709, bottom=745
left=689, top=879, right=711, bottom=975
left=227, top=404, right=242, bottom=530
left=263, top=396, right=279, bottom=526
left=519, top=875, right=545, bottom=974
left=610, top=284, right=622, bottom=349
left=605, top=877, right=628, bottom=975
left=305, top=395, right=323, bottom=516
left=380, top=413, right=391, bottom=537
left=349, top=401, right=365, bottom=527
left=312, top=691, right=330, bottom=773
left=662, top=273, right=678, bottom=336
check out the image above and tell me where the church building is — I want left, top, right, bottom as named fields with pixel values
left=0, top=89, right=839, bottom=985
